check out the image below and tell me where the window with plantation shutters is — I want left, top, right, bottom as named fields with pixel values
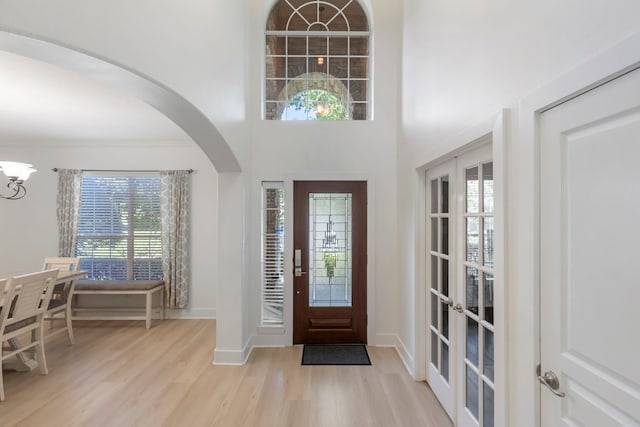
left=262, top=182, right=285, bottom=325
left=75, top=175, right=163, bottom=281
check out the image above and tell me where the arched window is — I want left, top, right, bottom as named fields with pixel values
left=265, top=0, right=370, bottom=120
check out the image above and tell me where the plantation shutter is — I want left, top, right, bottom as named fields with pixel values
left=75, top=175, right=162, bottom=280
left=262, top=182, right=285, bottom=324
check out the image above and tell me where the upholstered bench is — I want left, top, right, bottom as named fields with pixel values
left=72, top=280, right=165, bottom=328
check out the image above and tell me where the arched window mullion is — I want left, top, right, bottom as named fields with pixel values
left=285, top=0, right=312, bottom=31
left=324, top=0, right=354, bottom=30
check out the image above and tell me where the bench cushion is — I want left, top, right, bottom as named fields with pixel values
left=75, top=280, right=165, bottom=291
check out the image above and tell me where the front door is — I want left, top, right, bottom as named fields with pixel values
left=293, top=181, right=367, bottom=344
left=539, top=68, right=640, bottom=425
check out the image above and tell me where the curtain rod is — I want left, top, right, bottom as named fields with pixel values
left=52, top=168, right=194, bottom=173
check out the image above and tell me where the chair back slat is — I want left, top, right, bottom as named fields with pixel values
left=3, top=269, right=59, bottom=324
left=43, top=257, right=80, bottom=272
left=0, top=278, right=8, bottom=319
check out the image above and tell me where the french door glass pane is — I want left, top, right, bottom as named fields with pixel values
left=442, top=259, right=449, bottom=296
left=484, top=382, right=495, bottom=427
left=431, top=256, right=438, bottom=289
left=441, top=341, right=449, bottom=381
left=466, top=167, right=479, bottom=213
left=431, top=330, right=439, bottom=369
left=483, top=327, right=494, bottom=382
left=467, top=317, right=479, bottom=366
left=431, top=293, right=438, bottom=326
left=442, top=218, right=449, bottom=255
left=484, top=272, right=494, bottom=324
left=442, top=301, right=449, bottom=338
left=431, top=179, right=438, bottom=213
left=466, top=267, right=479, bottom=313
left=441, top=176, right=449, bottom=213
left=431, top=218, right=438, bottom=251
left=308, top=193, right=352, bottom=307
left=483, top=217, right=494, bottom=267
left=466, top=217, right=479, bottom=262
left=466, top=365, right=479, bottom=420
left=483, top=162, right=494, bottom=213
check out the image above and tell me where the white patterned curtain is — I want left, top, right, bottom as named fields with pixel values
left=56, top=169, right=83, bottom=257
left=160, top=170, right=190, bottom=309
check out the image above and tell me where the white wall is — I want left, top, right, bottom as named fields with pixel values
left=0, top=140, right=218, bottom=318
left=401, top=0, right=640, bottom=157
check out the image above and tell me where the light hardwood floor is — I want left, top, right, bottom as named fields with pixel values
left=0, top=320, right=452, bottom=427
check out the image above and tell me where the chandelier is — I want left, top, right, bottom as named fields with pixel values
left=0, top=161, right=37, bottom=200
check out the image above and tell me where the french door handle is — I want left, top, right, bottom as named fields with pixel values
left=537, top=365, right=565, bottom=398
left=452, top=303, right=464, bottom=313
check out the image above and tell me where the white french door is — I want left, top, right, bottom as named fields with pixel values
left=457, top=145, right=495, bottom=427
left=427, top=143, right=496, bottom=427
left=539, top=68, right=640, bottom=425
left=426, top=160, right=456, bottom=418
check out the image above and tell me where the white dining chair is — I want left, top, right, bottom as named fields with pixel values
left=42, top=257, right=81, bottom=345
left=0, top=269, right=59, bottom=401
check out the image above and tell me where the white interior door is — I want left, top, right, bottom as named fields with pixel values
left=426, top=160, right=456, bottom=419
left=540, top=68, right=640, bottom=426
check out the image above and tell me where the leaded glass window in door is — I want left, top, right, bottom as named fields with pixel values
left=309, top=193, right=352, bottom=307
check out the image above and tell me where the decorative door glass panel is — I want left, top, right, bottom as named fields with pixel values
left=308, top=193, right=352, bottom=307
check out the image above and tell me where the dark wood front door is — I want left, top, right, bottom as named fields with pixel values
left=293, top=181, right=367, bottom=344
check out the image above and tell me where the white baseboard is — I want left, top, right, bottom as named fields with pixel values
left=375, top=333, right=398, bottom=347
left=252, top=330, right=289, bottom=347
left=374, top=333, right=415, bottom=378
left=213, top=336, right=253, bottom=365
left=165, top=308, right=216, bottom=319
left=394, top=335, right=415, bottom=378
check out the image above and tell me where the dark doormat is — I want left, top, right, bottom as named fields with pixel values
left=301, top=344, right=371, bottom=365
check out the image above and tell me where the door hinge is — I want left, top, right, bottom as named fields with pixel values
left=366, top=314, right=368, bottom=326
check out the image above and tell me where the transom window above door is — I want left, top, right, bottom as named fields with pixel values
left=264, top=0, right=370, bottom=120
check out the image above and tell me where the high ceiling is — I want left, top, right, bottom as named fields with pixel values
left=0, top=50, right=188, bottom=142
